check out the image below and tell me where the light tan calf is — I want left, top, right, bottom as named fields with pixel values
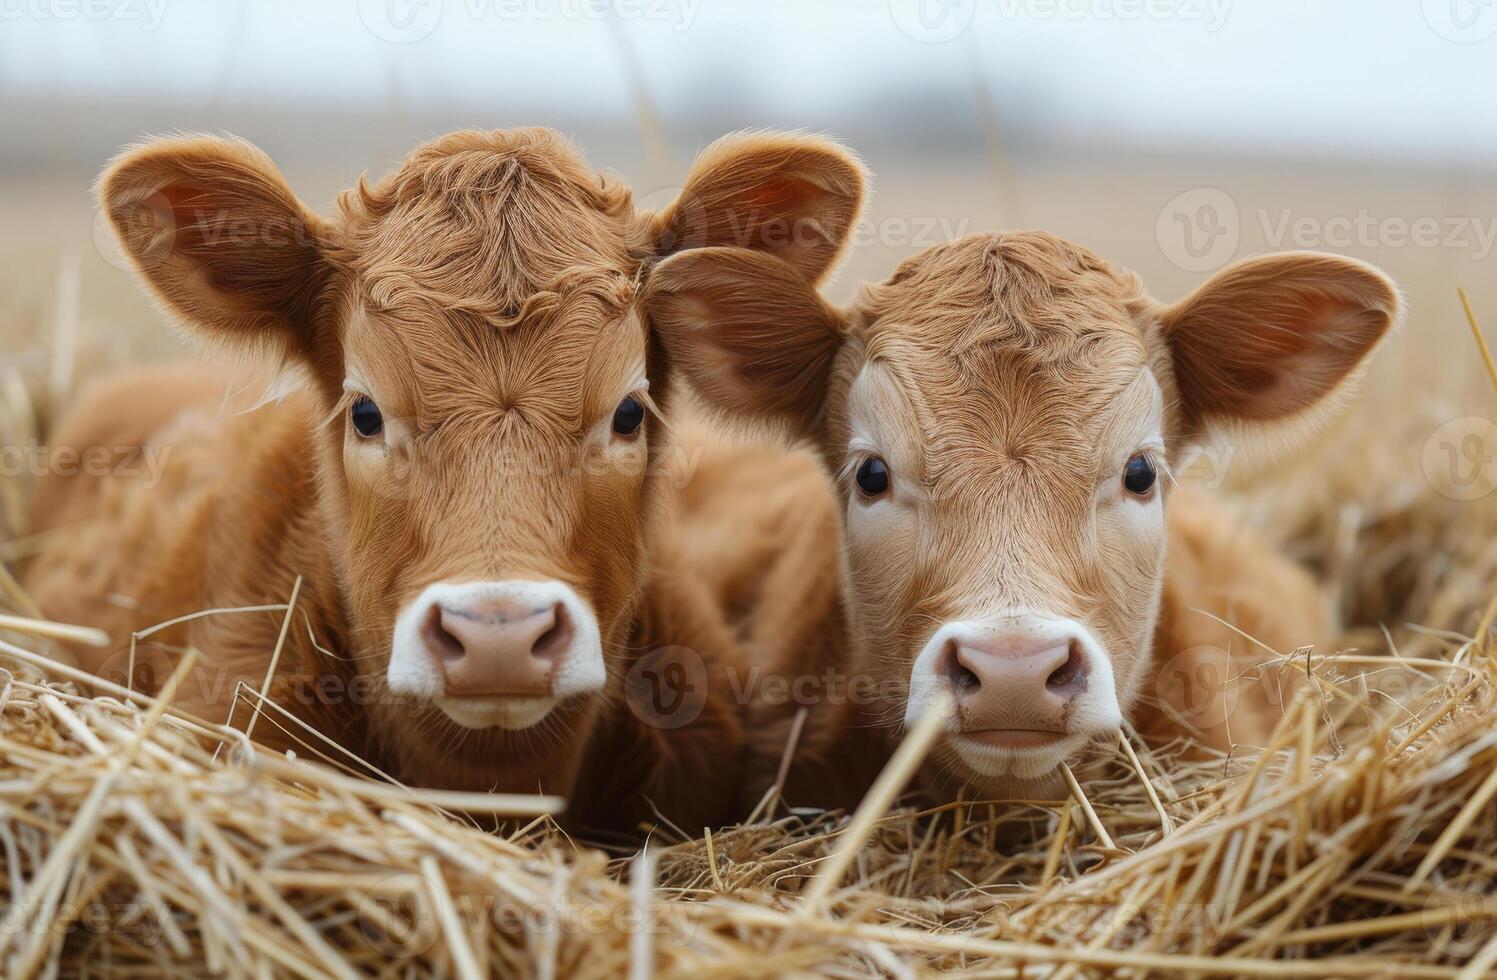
left=648, top=228, right=1397, bottom=808
left=24, top=127, right=866, bottom=836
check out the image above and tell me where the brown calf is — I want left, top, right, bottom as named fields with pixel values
left=23, top=127, right=866, bottom=836
left=648, top=228, right=1398, bottom=808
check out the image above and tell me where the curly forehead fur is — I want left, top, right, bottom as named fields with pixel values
left=852, top=231, right=1149, bottom=357
left=845, top=232, right=1154, bottom=502
left=336, top=128, right=650, bottom=328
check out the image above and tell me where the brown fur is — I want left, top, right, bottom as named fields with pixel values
left=648, top=228, right=1399, bottom=808
left=24, top=128, right=868, bottom=837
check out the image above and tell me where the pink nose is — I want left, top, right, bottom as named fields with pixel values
left=939, top=625, right=1089, bottom=737
left=422, top=594, right=573, bottom=697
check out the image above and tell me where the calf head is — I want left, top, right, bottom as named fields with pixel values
left=100, top=128, right=865, bottom=784
left=648, top=231, right=1398, bottom=796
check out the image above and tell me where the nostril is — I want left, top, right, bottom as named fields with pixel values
left=530, top=602, right=573, bottom=665
left=424, top=604, right=466, bottom=664
left=1045, top=642, right=1087, bottom=697
left=941, top=638, right=982, bottom=696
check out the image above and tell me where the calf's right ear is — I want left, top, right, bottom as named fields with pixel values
left=645, top=247, right=847, bottom=435
left=99, top=136, right=336, bottom=365
left=1158, top=251, right=1401, bottom=440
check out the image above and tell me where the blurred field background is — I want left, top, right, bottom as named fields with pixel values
left=4, top=0, right=1497, bottom=647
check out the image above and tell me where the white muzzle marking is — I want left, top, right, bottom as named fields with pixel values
left=387, top=579, right=606, bottom=731
left=908, top=611, right=1122, bottom=780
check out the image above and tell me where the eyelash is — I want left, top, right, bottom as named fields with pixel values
left=839, top=451, right=875, bottom=485
left=1135, top=448, right=1167, bottom=477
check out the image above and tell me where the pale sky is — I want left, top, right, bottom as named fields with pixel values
left=2, top=0, right=1494, bottom=165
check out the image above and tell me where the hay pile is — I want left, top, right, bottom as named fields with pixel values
left=0, top=608, right=1493, bottom=976
left=1, top=299, right=1496, bottom=976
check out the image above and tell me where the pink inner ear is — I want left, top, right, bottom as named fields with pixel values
left=735, top=176, right=817, bottom=216
left=1168, top=265, right=1398, bottom=427
left=731, top=177, right=827, bottom=249
left=154, top=184, right=233, bottom=251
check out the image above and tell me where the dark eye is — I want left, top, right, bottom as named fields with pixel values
left=855, top=457, right=890, bottom=498
left=1123, top=454, right=1156, bottom=495
left=350, top=396, right=383, bottom=438
left=612, top=395, right=645, bottom=437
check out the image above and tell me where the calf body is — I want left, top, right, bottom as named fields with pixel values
left=650, top=230, right=1397, bottom=806
left=24, top=127, right=869, bottom=836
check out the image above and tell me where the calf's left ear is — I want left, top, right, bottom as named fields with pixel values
left=651, top=130, right=867, bottom=286
left=644, top=131, right=865, bottom=434
left=1159, top=251, right=1400, bottom=436
left=98, top=136, right=337, bottom=367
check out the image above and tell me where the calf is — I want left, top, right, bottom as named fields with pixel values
left=647, top=228, right=1398, bottom=807
left=23, top=128, right=866, bottom=836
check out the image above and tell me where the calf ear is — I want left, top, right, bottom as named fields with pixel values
left=646, top=247, right=846, bottom=434
left=653, top=131, right=867, bottom=286
left=98, top=136, right=335, bottom=364
left=1160, top=251, right=1400, bottom=435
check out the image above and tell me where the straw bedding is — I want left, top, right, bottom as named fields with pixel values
left=1, top=334, right=1496, bottom=978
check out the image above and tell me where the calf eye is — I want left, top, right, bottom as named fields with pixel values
left=1123, top=454, right=1156, bottom=495
left=855, top=457, right=890, bottom=498
left=612, top=395, right=645, bottom=437
left=350, top=396, right=383, bottom=438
